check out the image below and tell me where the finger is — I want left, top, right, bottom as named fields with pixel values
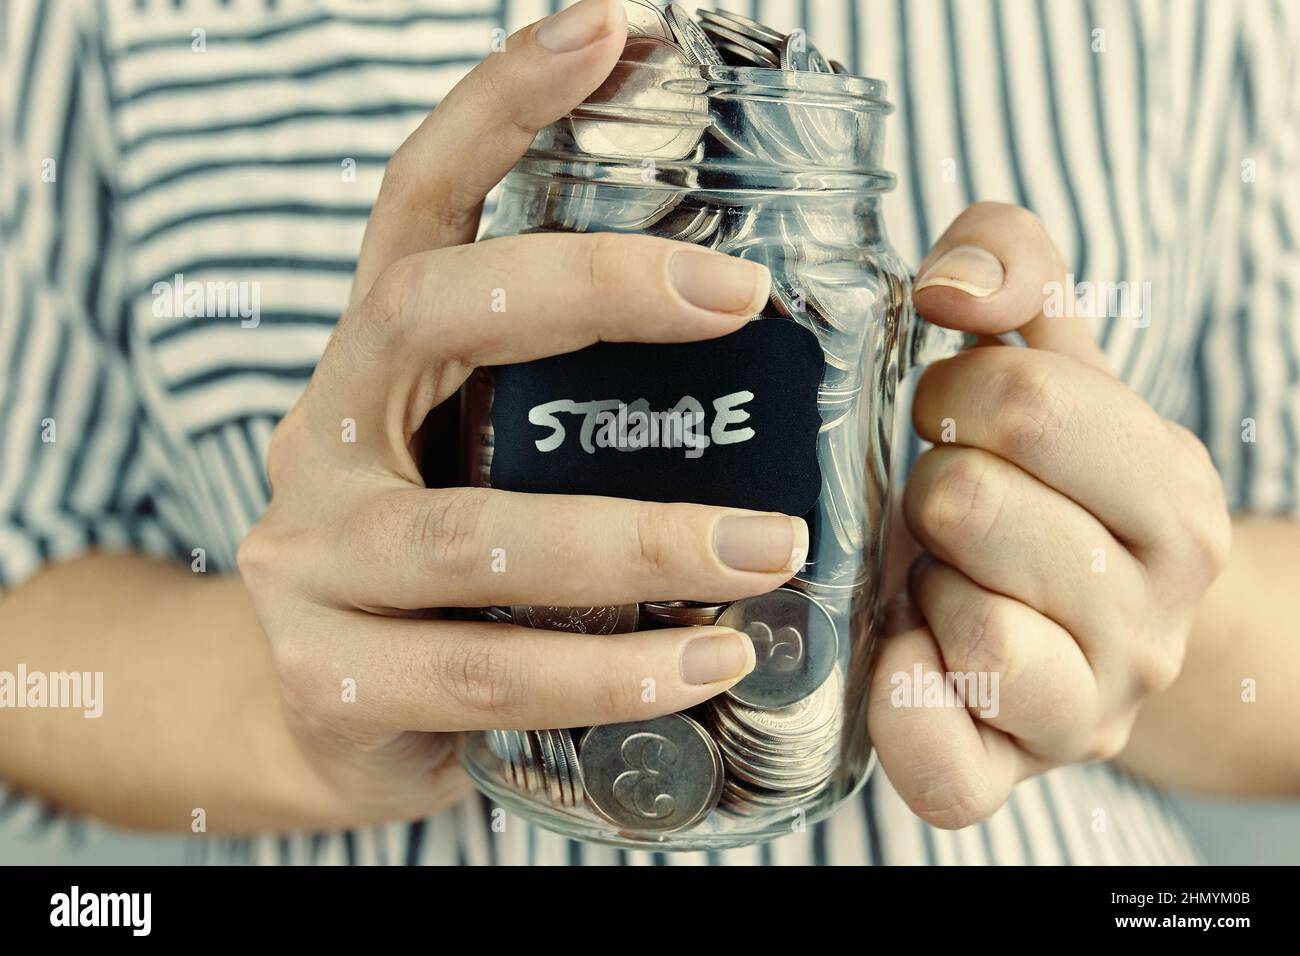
left=321, top=487, right=808, bottom=609
left=352, top=0, right=629, bottom=301
left=911, top=346, right=1211, bottom=561
left=279, top=618, right=756, bottom=732
left=909, top=556, right=1101, bottom=756
left=912, top=201, right=1108, bottom=371
left=313, top=233, right=769, bottom=466
left=867, top=604, right=1027, bottom=829
left=902, top=445, right=1146, bottom=652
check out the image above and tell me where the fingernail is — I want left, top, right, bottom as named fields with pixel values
left=536, top=0, right=621, bottom=53
left=670, top=251, right=770, bottom=315
left=681, top=629, right=756, bottom=685
left=714, top=515, right=808, bottom=573
left=914, top=245, right=1005, bottom=297
left=881, top=592, right=925, bottom=638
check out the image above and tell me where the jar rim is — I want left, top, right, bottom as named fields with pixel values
left=689, top=64, right=893, bottom=114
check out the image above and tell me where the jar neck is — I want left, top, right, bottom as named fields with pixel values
left=493, top=168, right=892, bottom=252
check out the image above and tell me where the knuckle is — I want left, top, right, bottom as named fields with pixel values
left=574, top=231, right=626, bottom=296
left=263, top=413, right=303, bottom=492
left=442, top=639, right=528, bottom=721
left=269, top=634, right=321, bottom=708
left=918, top=452, right=1004, bottom=553
left=909, top=765, right=1004, bottom=830
left=236, top=511, right=306, bottom=593
left=1082, top=722, right=1133, bottom=763
left=384, top=488, right=490, bottom=577
left=1184, top=504, right=1233, bottom=580
left=950, top=597, right=1018, bottom=685
left=235, top=524, right=273, bottom=583
left=362, top=255, right=424, bottom=340
left=596, top=660, right=642, bottom=719
left=631, top=502, right=676, bottom=575
left=995, top=359, right=1071, bottom=458
left=472, top=66, right=535, bottom=141
left=415, top=488, right=489, bottom=568
left=1133, top=641, right=1186, bottom=696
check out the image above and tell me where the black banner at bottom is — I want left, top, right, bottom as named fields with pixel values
left=0, top=864, right=1281, bottom=940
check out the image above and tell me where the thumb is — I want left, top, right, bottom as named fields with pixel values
left=911, top=201, right=1110, bottom=373
left=352, top=0, right=628, bottom=303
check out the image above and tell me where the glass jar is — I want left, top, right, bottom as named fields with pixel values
left=457, top=54, right=920, bottom=851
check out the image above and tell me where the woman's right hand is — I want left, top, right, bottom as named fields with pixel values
left=236, top=0, right=807, bottom=827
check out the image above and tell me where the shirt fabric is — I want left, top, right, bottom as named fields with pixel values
left=2, top=0, right=1296, bottom=865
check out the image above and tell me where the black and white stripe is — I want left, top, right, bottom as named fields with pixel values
left=4, top=0, right=1297, bottom=865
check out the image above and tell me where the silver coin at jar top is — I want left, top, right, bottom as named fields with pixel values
left=570, top=35, right=707, bottom=162
left=697, top=21, right=780, bottom=67
left=509, top=604, right=640, bottom=634
left=695, top=7, right=785, bottom=48
left=720, top=587, right=839, bottom=709
left=780, top=33, right=833, bottom=73
left=664, top=3, right=726, bottom=66
left=623, top=0, right=673, bottom=39
left=579, top=713, right=723, bottom=832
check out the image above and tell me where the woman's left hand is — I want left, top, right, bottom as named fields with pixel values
left=868, top=202, right=1232, bottom=828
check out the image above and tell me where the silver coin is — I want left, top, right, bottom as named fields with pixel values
left=720, top=776, right=829, bottom=814
left=623, top=0, right=674, bottom=40
left=712, top=39, right=777, bottom=68
left=510, top=604, right=639, bottom=634
left=548, top=728, right=583, bottom=808
left=579, top=713, right=722, bottom=832
left=570, top=35, right=708, bottom=162
left=695, top=8, right=785, bottom=47
left=719, top=668, right=843, bottom=742
left=487, top=729, right=510, bottom=762
left=698, top=22, right=781, bottom=66
left=479, top=605, right=514, bottom=624
left=710, top=718, right=839, bottom=774
left=533, top=729, right=566, bottom=806
left=721, top=588, right=839, bottom=708
left=780, top=33, right=832, bottom=73
left=664, top=3, right=725, bottom=66
left=642, top=600, right=730, bottom=627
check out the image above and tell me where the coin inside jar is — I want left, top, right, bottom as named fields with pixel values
left=570, top=35, right=707, bottom=162
left=641, top=600, right=729, bottom=627
left=509, top=604, right=640, bottom=634
left=720, top=588, right=839, bottom=709
left=664, top=3, right=726, bottom=66
left=579, top=713, right=723, bottom=832
left=623, top=0, right=674, bottom=40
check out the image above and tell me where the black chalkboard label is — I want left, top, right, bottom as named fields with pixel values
left=489, top=319, right=824, bottom=515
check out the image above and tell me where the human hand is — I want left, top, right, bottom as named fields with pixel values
left=868, top=202, right=1232, bottom=828
left=237, top=0, right=806, bottom=826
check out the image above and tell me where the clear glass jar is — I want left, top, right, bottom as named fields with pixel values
left=457, top=56, right=917, bottom=851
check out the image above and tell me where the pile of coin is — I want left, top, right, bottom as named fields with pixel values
left=709, top=670, right=843, bottom=815
left=489, top=729, right=584, bottom=809
left=469, top=4, right=883, bottom=836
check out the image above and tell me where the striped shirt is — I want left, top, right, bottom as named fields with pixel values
left=1, top=0, right=1295, bottom=865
